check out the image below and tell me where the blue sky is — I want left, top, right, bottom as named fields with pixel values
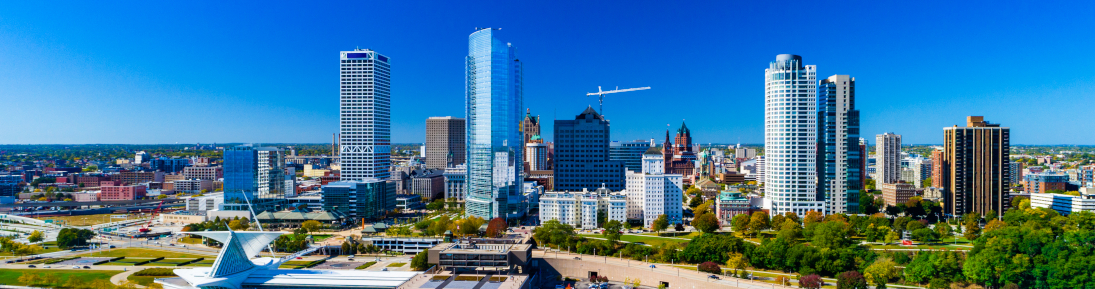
left=1, top=1, right=1092, bottom=145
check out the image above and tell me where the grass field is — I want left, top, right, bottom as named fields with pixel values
left=639, top=232, right=702, bottom=239
left=0, top=269, right=122, bottom=287
left=177, top=237, right=203, bottom=244
left=38, top=214, right=141, bottom=226
left=579, top=234, right=690, bottom=247
left=182, top=259, right=215, bottom=267
left=310, top=234, right=334, bottom=242
left=278, top=260, right=313, bottom=269
left=387, top=262, right=407, bottom=267
left=76, top=248, right=214, bottom=259
left=355, top=261, right=377, bottom=270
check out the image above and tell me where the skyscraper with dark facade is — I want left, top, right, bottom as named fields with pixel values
left=940, top=116, right=1011, bottom=218
left=151, top=157, right=190, bottom=173
left=464, top=28, right=526, bottom=221
left=425, top=116, right=465, bottom=169
left=553, top=107, right=625, bottom=191
left=610, top=140, right=653, bottom=173
left=817, top=75, right=861, bottom=214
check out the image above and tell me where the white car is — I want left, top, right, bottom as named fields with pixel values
left=72, top=266, right=81, bottom=269
left=42, top=265, right=51, bottom=268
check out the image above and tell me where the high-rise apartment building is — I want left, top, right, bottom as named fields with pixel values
left=625, top=147, right=684, bottom=227
left=763, top=54, right=822, bottom=216
left=223, top=145, right=288, bottom=211
left=339, top=49, right=391, bottom=181
left=859, top=138, right=868, bottom=191
left=553, top=107, right=626, bottom=192
left=931, top=149, right=944, bottom=188
left=526, top=143, right=549, bottom=171
left=610, top=140, right=653, bottom=173
left=940, top=116, right=1011, bottom=217
left=817, top=74, right=862, bottom=214
left=876, top=133, right=902, bottom=184
left=734, top=148, right=757, bottom=159
left=465, top=28, right=525, bottom=221
left=1009, top=162, right=1024, bottom=186
left=425, top=116, right=466, bottom=169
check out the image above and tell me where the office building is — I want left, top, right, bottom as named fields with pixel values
left=1082, top=166, right=1095, bottom=188
left=340, top=49, right=391, bottom=181
left=876, top=133, right=902, bottom=184
left=817, top=74, right=862, bottom=214
left=610, top=140, right=653, bottom=173
left=113, top=171, right=164, bottom=185
left=756, top=156, right=765, bottom=186
left=135, top=151, right=150, bottom=164
left=223, top=145, right=288, bottom=211
left=1024, top=173, right=1069, bottom=194
left=763, top=54, right=822, bottom=215
left=443, top=164, right=466, bottom=202
left=425, top=116, right=465, bottom=169
left=409, top=168, right=445, bottom=201
left=715, top=191, right=752, bottom=225
left=183, top=166, right=223, bottom=181
left=553, top=107, right=626, bottom=191
left=901, top=157, right=932, bottom=188
left=734, top=148, right=757, bottom=159
left=858, top=138, right=868, bottom=191
left=940, top=116, right=1011, bottom=217
left=151, top=157, right=190, bottom=173
left=625, top=147, right=684, bottom=227
left=100, top=182, right=147, bottom=201
left=522, top=108, right=541, bottom=145
left=1030, top=192, right=1095, bottom=215
left=173, top=179, right=213, bottom=194
left=525, top=142, right=549, bottom=171
left=0, top=175, right=21, bottom=197
left=322, top=179, right=393, bottom=221
left=538, top=187, right=626, bottom=230
left=464, top=28, right=525, bottom=221
left=1009, top=162, right=1024, bottom=186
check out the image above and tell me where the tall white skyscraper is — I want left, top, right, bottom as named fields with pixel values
left=764, top=54, right=823, bottom=216
left=340, top=49, right=391, bottom=181
left=876, top=132, right=902, bottom=184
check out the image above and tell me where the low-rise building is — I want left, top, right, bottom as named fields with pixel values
left=443, top=164, right=466, bottom=201
left=715, top=191, right=751, bottom=225
left=396, top=194, right=424, bottom=210
left=100, top=182, right=147, bottom=201
left=186, top=193, right=223, bottom=212
left=72, top=192, right=99, bottom=202
left=182, top=166, right=222, bottom=181
left=173, top=179, right=213, bottom=193
left=1030, top=192, right=1095, bottom=215
left=881, top=182, right=919, bottom=207
left=409, top=169, right=444, bottom=201
left=427, top=241, right=532, bottom=273
left=538, top=187, right=626, bottom=230
left=1024, top=172, right=1069, bottom=193
left=160, top=211, right=206, bottom=225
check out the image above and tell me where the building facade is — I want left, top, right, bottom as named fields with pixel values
left=521, top=108, right=541, bottom=145
left=1024, top=173, right=1069, bottom=194
left=183, top=166, right=223, bottom=181
left=340, top=49, right=391, bottom=181
left=100, top=182, right=147, bottom=201
left=625, top=148, right=684, bottom=227
left=425, top=116, right=465, bottom=169
left=322, top=179, right=393, bottom=221
left=223, top=145, right=288, bottom=211
left=443, top=164, right=466, bottom=202
left=525, top=143, right=549, bottom=171
left=553, top=107, right=626, bottom=191
left=610, top=140, right=653, bottom=174
left=763, top=54, right=822, bottom=216
left=881, top=182, right=919, bottom=207
left=662, top=122, right=697, bottom=178
left=538, top=187, right=626, bottom=230
left=876, top=133, right=902, bottom=184
left=817, top=74, right=862, bottom=214
left=151, top=158, right=190, bottom=173
left=409, top=169, right=445, bottom=201
left=464, top=28, right=525, bottom=221
left=940, top=116, right=1011, bottom=217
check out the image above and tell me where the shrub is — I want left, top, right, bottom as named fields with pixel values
left=133, top=268, right=177, bottom=277
left=799, top=274, right=823, bottom=289
left=698, top=262, right=721, bottom=274
left=837, top=271, right=868, bottom=289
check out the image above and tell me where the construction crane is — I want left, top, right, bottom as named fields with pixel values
left=586, top=86, right=651, bottom=115
left=138, top=200, right=164, bottom=233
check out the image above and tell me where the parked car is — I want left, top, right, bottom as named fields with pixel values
left=72, top=266, right=81, bottom=269
left=83, top=266, right=91, bottom=269
left=42, top=265, right=50, bottom=268
left=708, top=275, right=720, bottom=280
left=27, top=265, right=35, bottom=268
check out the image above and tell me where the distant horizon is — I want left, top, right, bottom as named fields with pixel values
left=3, top=143, right=1095, bottom=147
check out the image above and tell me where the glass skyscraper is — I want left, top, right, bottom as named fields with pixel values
left=764, top=54, right=824, bottom=216
left=610, top=140, right=653, bottom=173
left=223, top=145, right=287, bottom=211
left=339, top=49, right=391, bottom=182
left=465, top=28, right=526, bottom=221
left=817, top=75, right=861, bottom=214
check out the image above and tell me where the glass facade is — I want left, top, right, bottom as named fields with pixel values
left=610, top=140, right=652, bottom=173
left=322, top=180, right=390, bottom=221
left=222, top=145, right=287, bottom=211
left=764, top=54, right=824, bottom=216
left=553, top=107, right=625, bottom=191
left=817, top=75, right=861, bottom=214
left=465, top=29, right=526, bottom=221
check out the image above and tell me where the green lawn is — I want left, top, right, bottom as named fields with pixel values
left=177, top=237, right=203, bottom=244
left=39, top=213, right=141, bottom=226
left=0, top=269, right=122, bottom=287
left=76, top=248, right=213, bottom=259
left=355, top=261, right=377, bottom=270
left=639, top=232, right=702, bottom=239
left=580, top=234, right=690, bottom=247
left=387, top=262, right=407, bottom=267
left=182, top=259, right=215, bottom=267
left=278, top=260, right=313, bottom=269
left=310, top=234, right=334, bottom=242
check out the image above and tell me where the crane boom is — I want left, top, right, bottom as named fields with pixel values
left=586, top=86, right=650, bottom=115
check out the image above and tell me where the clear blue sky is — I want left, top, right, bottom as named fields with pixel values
left=1, top=1, right=1092, bottom=145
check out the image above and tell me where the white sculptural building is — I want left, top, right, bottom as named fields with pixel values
left=156, top=229, right=418, bottom=289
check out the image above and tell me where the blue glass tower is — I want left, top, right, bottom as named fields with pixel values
left=222, top=144, right=287, bottom=211
left=465, top=28, right=526, bottom=221
left=817, top=75, right=861, bottom=214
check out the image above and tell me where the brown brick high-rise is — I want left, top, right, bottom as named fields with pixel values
left=941, top=116, right=1010, bottom=218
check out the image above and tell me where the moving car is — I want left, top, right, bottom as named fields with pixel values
left=27, top=265, right=35, bottom=268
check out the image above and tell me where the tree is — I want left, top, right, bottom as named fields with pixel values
left=686, top=187, right=702, bottom=198
left=425, top=200, right=445, bottom=211
left=725, top=252, right=747, bottom=276
left=921, top=177, right=932, bottom=189
left=485, top=217, right=507, bottom=238
left=603, top=220, right=624, bottom=242
left=28, top=230, right=43, bottom=243
left=799, top=274, right=823, bottom=289
left=934, top=224, right=953, bottom=241
left=693, top=213, right=720, bottom=234
left=731, top=214, right=750, bottom=234
left=428, top=215, right=454, bottom=236
left=963, top=220, right=981, bottom=240
left=905, top=220, right=927, bottom=232
left=456, top=216, right=486, bottom=236
left=911, top=228, right=937, bottom=243
left=983, top=219, right=1006, bottom=233
left=776, top=220, right=802, bottom=241
left=688, top=194, right=704, bottom=208
left=812, top=221, right=851, bottom=249
left=387, top=226, right=412, bottom=237
left=410, top=249, right=430, bottom=271
left=228, top=218, right=250, bottom=231
left=836, top=271, right=869, bottom=289
left=533, top=220, right=576, bottom=247
left=694, top=200, right=713, bottom=216
left=55, top=228, right=94, bottom=249
left=301, top=220, right=322, bottom=233
left=748, top=210, right=770, bottom=236
left=698, top=261, right=721, bottom=274
left=652, top=214, right=669, bottom=233
left=883, top=230, right=900, bottom=245
left=864, top=258, right=898, bottom=289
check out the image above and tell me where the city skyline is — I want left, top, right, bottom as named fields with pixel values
left=2, top=2, right=1095, bottom=145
